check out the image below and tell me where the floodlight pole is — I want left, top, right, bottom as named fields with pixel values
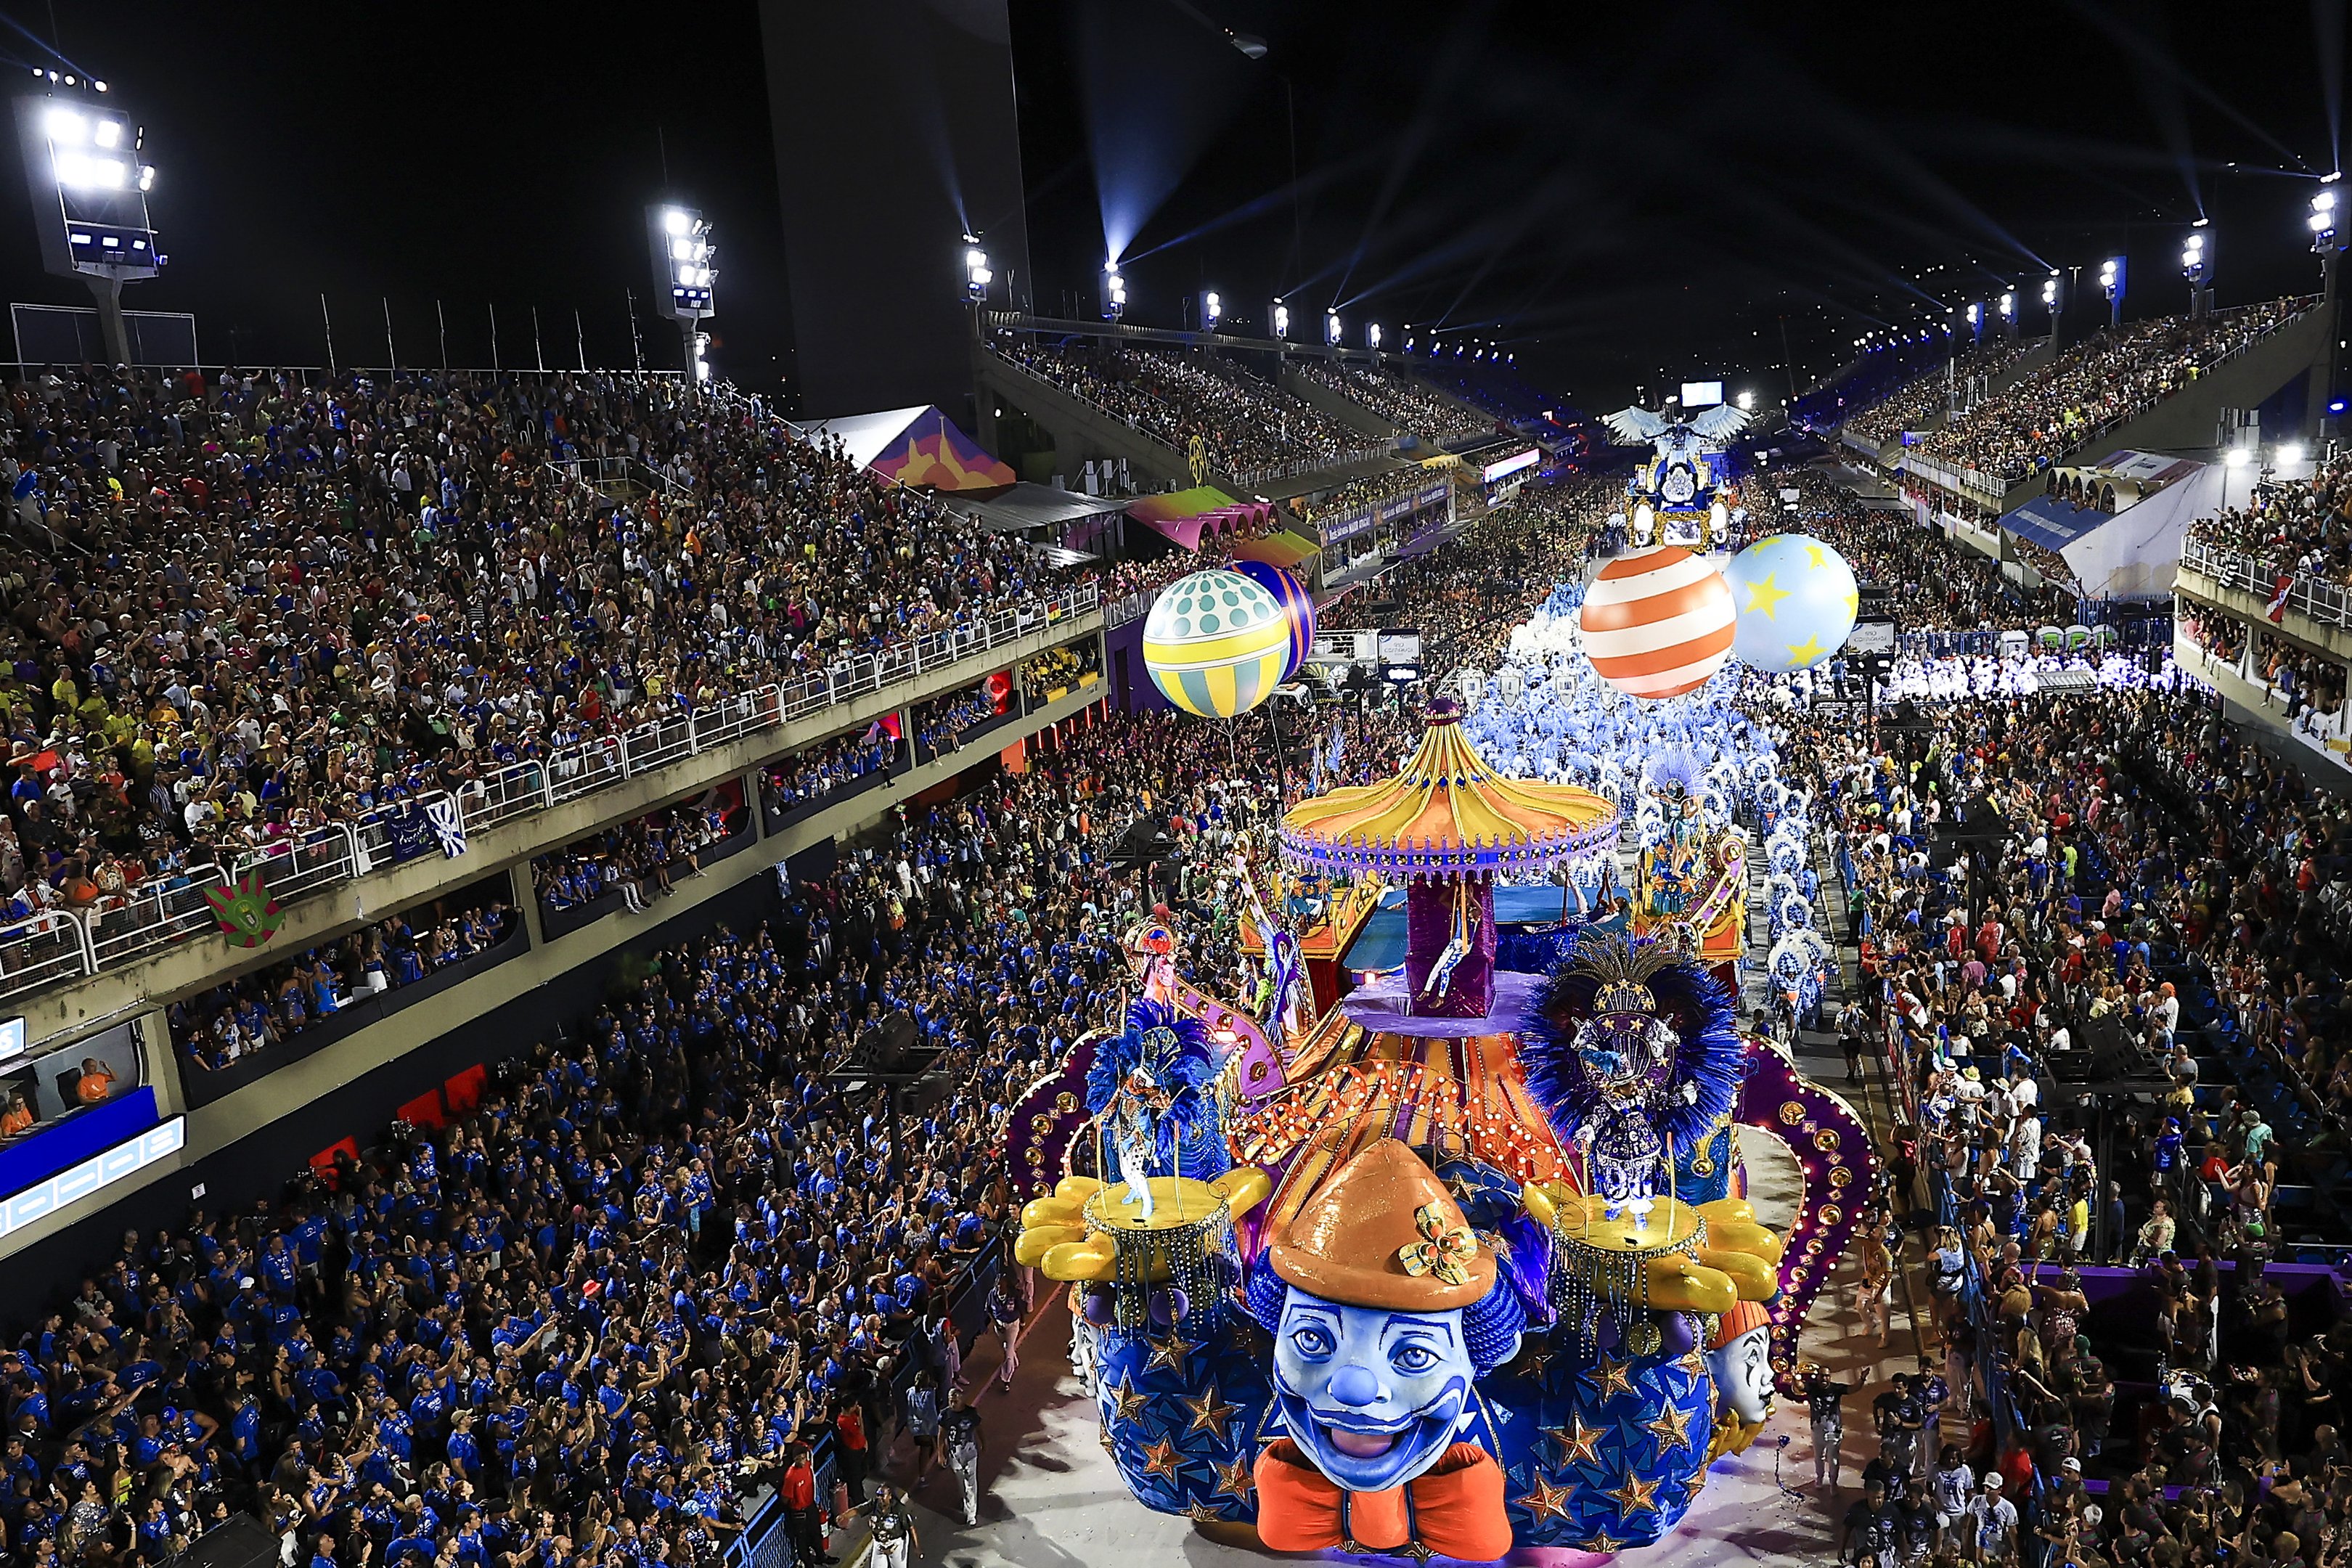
left=83, top=273, right=127, bottom=369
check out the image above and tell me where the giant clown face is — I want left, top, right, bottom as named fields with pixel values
left=1270, top=1286, right=1480, bottom=1494
left=1708, top=1322, right=1776, bottom=1426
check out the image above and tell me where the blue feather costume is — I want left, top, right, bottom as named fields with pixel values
left=1084, top=999, right=1230, bottom=1184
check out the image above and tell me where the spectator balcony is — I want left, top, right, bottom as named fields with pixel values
left=0, top=582, right=1103, bottom=1034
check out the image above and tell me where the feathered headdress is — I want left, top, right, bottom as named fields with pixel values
left=1084, top=997, right=1229, bottom=1181
left=1519, top=934, right=1742, bottom=1153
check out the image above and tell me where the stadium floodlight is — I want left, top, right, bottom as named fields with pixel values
left=15, top=82, right=163, bottom=367
left=1101, top=260, right=1126, bottom=321
left=1201, top=290, right=1220, bottom=328
left=1324, top=309, right=1342, bottom=345
left=1271, top=298, right=1289, bottom=339
left=2225, top=446, right=2252, bottom=468
left=647, top=203, right=716, bottom=379
left=1367, top=322, right=1381, bottom=348
left=2313, top=187, right=2343, bottom=253
left=1998, top=290, right=2016, bottom=323
left=961, top=234, right=992, bottom=302
left=2279, top=441, right=2306, bottom=467
left=1736, top=389, right=1754, bottom=411
left=2097, top=256, right=2126, bottom=329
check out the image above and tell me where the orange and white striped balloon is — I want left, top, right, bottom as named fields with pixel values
left=1577, top=545, right=1736, bottom=698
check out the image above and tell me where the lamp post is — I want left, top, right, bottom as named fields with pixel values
left=2098, top=256, right=2126, bottom=330
left=2311, top=179, right=2345, bottom=438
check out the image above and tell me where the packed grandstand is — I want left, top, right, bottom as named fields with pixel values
left=1, top=19, right=2350, bottom=1568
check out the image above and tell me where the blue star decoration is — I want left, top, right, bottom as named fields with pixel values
left=1487, top=1326, right=1717, bottom=1549
left=1091, top=1305, right=1276, bottom=1522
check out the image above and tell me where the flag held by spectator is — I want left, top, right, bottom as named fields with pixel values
left=385, top=804, right=434, bottom=862
left=2269, top=574, right=2293, bottom=624
left=425, top=797, right=468, bottom=859
left=204, top=871, right=283, bottom=948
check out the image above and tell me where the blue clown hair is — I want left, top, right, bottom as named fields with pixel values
left=1244, top=1253, right=1527, bottom=1375
left=1084, top=997, right=1228, bottom=1179
left=1520, top=936, right=1742, bottom=1153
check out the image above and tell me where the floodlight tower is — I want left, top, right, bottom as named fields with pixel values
left=2311, top=177, right=2345, bottom=437
left=1323, top=309, right=1341, bottom=347
left=2041, top=273, right=2066, bottom=351
left=961, top=234, right=992, bottom=303
left=2097, top=256, right=2126, bottom=329
left=14, top=76, right=159, bottom=369
left=2181, top=221, right=2213, bottom=318
left=1998, top=290, right=2017, bottom=338
left=1199, top=290, right=1222, bottom=332
left=648, top=203, right=717, bottom=381
left=1099, top=260, right=1126, bottom=322
left=1270, top=297, right=1290, bottom=341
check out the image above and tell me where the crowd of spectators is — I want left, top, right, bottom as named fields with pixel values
left=1844, top=340, right=2035, bottom=449
left=0, top=363, right=1078, bottom=944
left=0, top=679, right=1373, bottom=1568
left=533, top=797, right=739, bottom=919
left=1293, top=465, right=1437, bottom=528
left=759, top=730, right=897, bottom=828
left=1768, top=469, right=2069, bottom=631
left=2186, top=452, right=2352, bottom=588
left=999, top=342, right=1369, bottom=480
left=1799, top=665, right=2352, bottom=1568
left=1287, top=361, right=1483, bottom=440
left=168, top=891, right=518, bottom=1072
left=1913, top=299, right=2307, bottom=481
left=909, top=687, right=1008, bottom=761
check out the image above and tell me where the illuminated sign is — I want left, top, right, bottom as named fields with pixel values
left=0, top=1017, right=21, bottom=1063
left=1480, top=449, right=1539, bottom=483
left=0, top=1114, right=183, bottom=1239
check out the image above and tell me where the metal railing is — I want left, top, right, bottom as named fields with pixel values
left=0, top=581, right=1100, bottom=1007
left=2179, top=538, right=2352, bottom=633
left=547, top=454, right=695, bottom=499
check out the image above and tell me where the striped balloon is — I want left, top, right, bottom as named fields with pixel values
left=1233, top=560, right=1316, bottom=680
left=1577, top=546, right=1736, bottom=698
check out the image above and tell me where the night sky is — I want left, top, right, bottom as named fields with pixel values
left=1, top=0, right=2342, bottom=409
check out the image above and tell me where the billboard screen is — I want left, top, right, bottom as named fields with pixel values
left=1679, top=380, right=1724, bottom=409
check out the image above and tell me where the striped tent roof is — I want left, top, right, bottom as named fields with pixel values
left=1280, top=703, right=1618, bottom=879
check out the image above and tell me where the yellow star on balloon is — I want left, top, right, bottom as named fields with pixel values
left=1784, top=633, right=1828, bottom=666
left=1519, top=1473, right=1575, bottom=1522
left=1742, top=572, right=1791, bottom=619
left=1211, top=1454, right=1257, bottom=1504
left=1646, top=1397, right=1696, bottom=1458
left=1607, top=1466, right=1663, bottom=1517
left=1140, top=1436, right=1185, bottom=1481
left=1545, top=1412, right=1606, bottom=1467
left=1841, top=587, right=1859, bottom=619
left=1805, top=543, right=1829, bottom=571
left=1587, top=1357, right=1638, bottom=1402
left=1183, top=1383, right=1236, bottom=1437
left=1107, top=1373, right=1148, bottom=1424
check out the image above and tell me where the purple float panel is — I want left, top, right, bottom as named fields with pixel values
left=1403, top=876, right=1495, bottom=1018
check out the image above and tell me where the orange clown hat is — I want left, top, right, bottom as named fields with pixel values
left=1707, top=1297, right=1773, bottom=1350
left=1267, top=1139, right=1496, bottom=1311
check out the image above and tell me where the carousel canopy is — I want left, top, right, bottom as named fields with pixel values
left=1280, top=700, right=1620, bottom=880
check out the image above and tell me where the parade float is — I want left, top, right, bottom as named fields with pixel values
left=1007, top=693, right=1876, bottom=1559
left=1600, top=399, right=1752, bottom=550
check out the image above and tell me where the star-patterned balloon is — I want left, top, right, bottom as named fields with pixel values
left=1724, top=533, right=1860, bottom=672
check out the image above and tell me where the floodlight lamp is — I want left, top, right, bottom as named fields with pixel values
left=2279, top=441, right=2306, bottom=465
left=2192, top=216, right=2210, bottom=227
left=91, top=81, right=105, bottom=93
left=136, top=165, right=153, bottom=192
left=92, top=120, right=121, bottom=150
left=670, top=237, right=693, bottom=261
left=1367, top=322, right=1381, bottom=348
left=2225, top=446, right=2252, bottom=469
left=1999, top=292, right=2015, bottom=317
left=2318, top=190, right=2340, bottom=214
left=1204, top=290, right=1221, bottom=324
left=44, top=107, right=83, bottom=143
left=2325, top=171, right=2345, bottom=184
left=661, top=208, right=690, bottom=236
left=1736, top=390, right=1754, bottom=410
left=1324, top=310, right=1341, bottom=344
left=2041, top=279, right=2057, bottom=304
left=1272, top=300, right=1289, bottom=338
left=54, top=151, right=127, bottom=190
left=2313, top=213, right=2335, bottom=234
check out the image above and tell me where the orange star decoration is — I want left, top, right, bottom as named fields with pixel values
left=1107, top=1374, right=1148, bottom=1424
left=1212, top=1454, right=1257, bottom=1504
left=1646, top=1398, right=1696, bottom=1458
left=1607, top=1466, right=1662, bottom=1518
left=1544, top=1413, right=1605, bottom=1468
left=1396, top=1203, right=1478, bottom=1286
left=1183, top=1383, right=1236, bottom=1437
left=1140, top=1437, right=1185, bottom=1481
left=1587, top=1356, right=1638, bottom=1402
left=1519, top=1473, right=1575, bottom=1522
